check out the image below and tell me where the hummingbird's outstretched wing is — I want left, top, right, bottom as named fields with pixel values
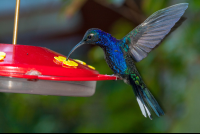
left=122, top=3, right=188, bottom=62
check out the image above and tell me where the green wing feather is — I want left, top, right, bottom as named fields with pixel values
left=122, top=3, right=188, bottom=62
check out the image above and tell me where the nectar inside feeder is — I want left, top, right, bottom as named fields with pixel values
left=0, top=0, right=118, bottom=97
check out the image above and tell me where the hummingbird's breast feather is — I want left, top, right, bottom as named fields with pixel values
left=103, top=46, right=128, bottom=75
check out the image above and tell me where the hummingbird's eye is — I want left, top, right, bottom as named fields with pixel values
left=87, top=34, right=95, bottom=40
left=87, top=35, right=92, bottom=39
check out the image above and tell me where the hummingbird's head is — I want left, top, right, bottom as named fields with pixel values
left=67, top=28, right=114, bottom=59
left=82, top=28, right=102, bottom=44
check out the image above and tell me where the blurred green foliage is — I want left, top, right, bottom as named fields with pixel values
left=0, top=0, right=200, bottom=133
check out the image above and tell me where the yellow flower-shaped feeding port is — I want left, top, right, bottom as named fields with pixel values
left=63, top=60, right=78, bottom=67
left=54, top=56, right=95, bottom=70
left=0, top=52, right=6, bottom=61
left=88, top=65, right=95, bottom=70
left=74, top=59, right=95, bottom=70
left=54, top=56, right=78, bottom=68
left=74, top=59, right=86, bottom=65
left=54, top=56, right=66, bottom=62
left=54, top=56, right=64, bottom=65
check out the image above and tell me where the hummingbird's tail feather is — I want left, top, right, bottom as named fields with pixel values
left=129, top=75, right=164, bottom=119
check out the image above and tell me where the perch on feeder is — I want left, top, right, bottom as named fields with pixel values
left=0, top=0, right=118, bottom=97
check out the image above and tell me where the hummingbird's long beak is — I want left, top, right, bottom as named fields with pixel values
left=67, top=41, right=85, bottom=60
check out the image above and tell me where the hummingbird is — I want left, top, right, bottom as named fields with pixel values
left=67, top=3, right=188, bottom=119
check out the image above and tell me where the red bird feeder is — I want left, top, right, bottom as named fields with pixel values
left=0, top=0, right=117, bottom=96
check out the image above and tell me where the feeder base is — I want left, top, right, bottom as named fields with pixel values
left=0, top=76, right=96, bottom=97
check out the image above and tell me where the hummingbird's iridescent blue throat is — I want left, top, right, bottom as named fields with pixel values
left=67, top=3, right=188, bottom=119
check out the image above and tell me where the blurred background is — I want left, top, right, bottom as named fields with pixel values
left=0, top=0, right=199, bottom=132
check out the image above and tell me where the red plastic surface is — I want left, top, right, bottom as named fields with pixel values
left=0, top=44, right=118, bottom=81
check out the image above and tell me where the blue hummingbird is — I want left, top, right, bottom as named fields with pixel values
left=67, top=3, right=188, bottom=119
